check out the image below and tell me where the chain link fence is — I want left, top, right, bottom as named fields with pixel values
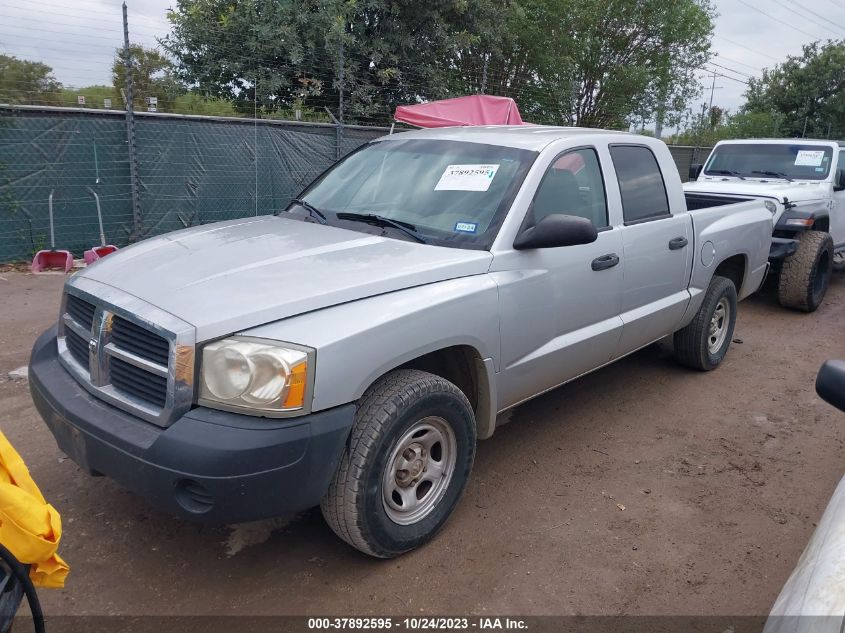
left=0, top=104, right=712, bottom=264
left=0, top=104, right=388, bottom=263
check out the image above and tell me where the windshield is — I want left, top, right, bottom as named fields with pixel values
left=291, top=138, right=537, bottom=249
left=704, top=143, right=834, bottom=181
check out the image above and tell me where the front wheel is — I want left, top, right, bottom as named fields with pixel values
left=778, top=230, right=833, bottom=312
left=321, top=369, right=476, bottom=558
left=673, top=275, right=738, bottom=371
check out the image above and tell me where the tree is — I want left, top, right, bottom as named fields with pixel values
left=112, top=44, right=184, bottom=111
left=60, top=85, right=120, bottom=109
left=161, top=0, right=714, bottom=127
left=0, top=55, right=63, bottom=105
left=515, top=0, right=714, bottom=128
left=744, top=40, right=845, bottom=139
left=162, top=0, right=506, bottom=120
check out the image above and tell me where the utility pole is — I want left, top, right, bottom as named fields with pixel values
left=336, top=37, right=345, bottom=160
left=254, top=75, right=259, bottom=216
left=706, top=70, right=724, bottom=128
left=122, top=2, right=141, bottom=241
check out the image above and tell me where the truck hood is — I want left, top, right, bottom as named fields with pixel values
left=78, top=216, right=493, bottom=340
left=684, top=179, right=831, bottom=204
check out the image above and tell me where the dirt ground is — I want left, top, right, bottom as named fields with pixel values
left=1, top=270, right=843, bottom=616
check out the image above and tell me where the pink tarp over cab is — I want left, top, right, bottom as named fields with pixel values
left=394, top=95, right=526, bottom=128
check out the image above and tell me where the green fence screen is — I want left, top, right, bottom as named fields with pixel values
left=0, top=105, right=387, bottom=263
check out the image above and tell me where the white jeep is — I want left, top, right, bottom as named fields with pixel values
left=685, top=139, right=845, bottom=312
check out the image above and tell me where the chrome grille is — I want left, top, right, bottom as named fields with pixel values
left=56, top=279, right=195, bottom=427
left=64, top=328, right=90, bottom=368
left=112, top=316, right=170, bottom=366
left=110, top=357, right=168, bottom=408
left=66, top=295, right=96, bottom=330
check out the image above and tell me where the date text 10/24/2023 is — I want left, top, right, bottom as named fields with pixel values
left=307, top=617, right=528, bottom=630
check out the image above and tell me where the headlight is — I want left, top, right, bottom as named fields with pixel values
left=198, top=338, right=312, bottom=415
left=764, top=200, right=778, bottom=214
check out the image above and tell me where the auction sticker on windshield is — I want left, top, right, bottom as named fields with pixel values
left=435, top=164, right=500, bottom=191
left=794, top=150, right=825, bottom=167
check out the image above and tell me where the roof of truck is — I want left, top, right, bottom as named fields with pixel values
left=378, top=125, right=631, bottom=151
left=714, top=138, right=844, bottom=147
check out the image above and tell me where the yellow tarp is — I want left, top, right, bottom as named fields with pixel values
left=0, top=430, right=68, bottom=588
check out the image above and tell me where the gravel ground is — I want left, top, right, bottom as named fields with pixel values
left=1, top=270, right=843, bottom=616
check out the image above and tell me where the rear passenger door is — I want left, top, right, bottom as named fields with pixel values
left=609, top=144, right=694, bottom=357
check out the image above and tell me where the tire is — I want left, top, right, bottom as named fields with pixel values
left=673, top=275, right=737, bottom=371
left=778, top=230, right=833, bottom=312
left=320, top=369, right=476, bottom=558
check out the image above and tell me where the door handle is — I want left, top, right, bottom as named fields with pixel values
left=591, top=253, right=620, bottom=271
left=669, top=236, right=688, bottom=250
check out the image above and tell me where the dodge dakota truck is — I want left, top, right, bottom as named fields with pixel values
left=686, top=139, right=845, bottom=312
left=30, top=126, right=774, bottom=558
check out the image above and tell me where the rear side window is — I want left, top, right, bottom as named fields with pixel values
left=610, top=145, right=670, bottom=223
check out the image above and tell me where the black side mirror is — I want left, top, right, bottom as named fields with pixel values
left=513, top=214, right=598, bottom=250
left=689, top=164, right=703, bottom=180
left=816, top=360, right=845, bottom=412
left=834, top=169, right=845, bottom=192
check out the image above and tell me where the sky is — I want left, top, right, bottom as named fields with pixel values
left=2, top=0, right=845, bottom=121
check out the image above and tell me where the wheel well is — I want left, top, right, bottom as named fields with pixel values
left=813, top=216, right=830, bottom=232
left=714, top=254, right=746, bottom=293
left=397, top=346, right=481, bottom=412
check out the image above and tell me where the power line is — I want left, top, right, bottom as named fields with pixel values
left=784, top=0, right=845, bottom=32
left=770, top=0, right=845, bottom=37
left=735, top=0, right=828, bottom=41
left=707, top=61, right=752, bottom=79
left=713, top=54, right=762, bottom=72
left=713, top=35, right=782, bottom=63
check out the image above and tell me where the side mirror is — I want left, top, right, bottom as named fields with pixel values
left=689, top=164, right=703, bottom=181
left=513, top=214, right=598, bottom=250
left=816, top=360, right=845, bottom=412
left=834, top=169, right=845, bottom=192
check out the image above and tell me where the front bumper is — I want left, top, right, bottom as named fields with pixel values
left=769, top=237, right=799, bottom=262
left=29, top=326, right=355, bottom=524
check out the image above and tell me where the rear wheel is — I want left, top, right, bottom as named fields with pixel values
left=321, top=369, right=476, bottom=558
left=778, top=230, right=833, bottom=312
left=674, top=275, right=737, bottom=371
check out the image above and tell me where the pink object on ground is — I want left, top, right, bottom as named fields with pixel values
left=32, top=190, right=74, bottom=273
left=394, top=95, right=526, bottom=128
left=83, top=245, right=118, bottom=265
left=31, top=249, right=74, bottom=274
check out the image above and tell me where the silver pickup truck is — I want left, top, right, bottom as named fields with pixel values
left=29, top=127, right=773, bottom=557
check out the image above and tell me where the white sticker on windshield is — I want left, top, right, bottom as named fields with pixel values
left=435, top=164, right=500, bottom=191
left=795, top=150, right=825, bottom=167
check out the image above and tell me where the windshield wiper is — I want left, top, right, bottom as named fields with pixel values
left=284, top=198, right=328, bottom=224
left=336, top=212, right=427, bottom=244
left=751, top=170, right=793, bottom=182
left=707, top=169, right=746, bottom=180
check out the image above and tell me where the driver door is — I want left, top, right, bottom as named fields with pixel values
left=492, top=147, right=624, bottom=409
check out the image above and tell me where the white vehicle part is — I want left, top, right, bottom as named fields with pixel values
left=765, top=475, right=845, bottom=632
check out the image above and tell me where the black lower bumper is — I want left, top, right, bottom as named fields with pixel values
left=769, top=237, right=799, bottom=262
left=29, top=327, right=355, bottom=524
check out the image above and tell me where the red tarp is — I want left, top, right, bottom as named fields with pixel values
left=394, top=95, right=526, bottom=128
